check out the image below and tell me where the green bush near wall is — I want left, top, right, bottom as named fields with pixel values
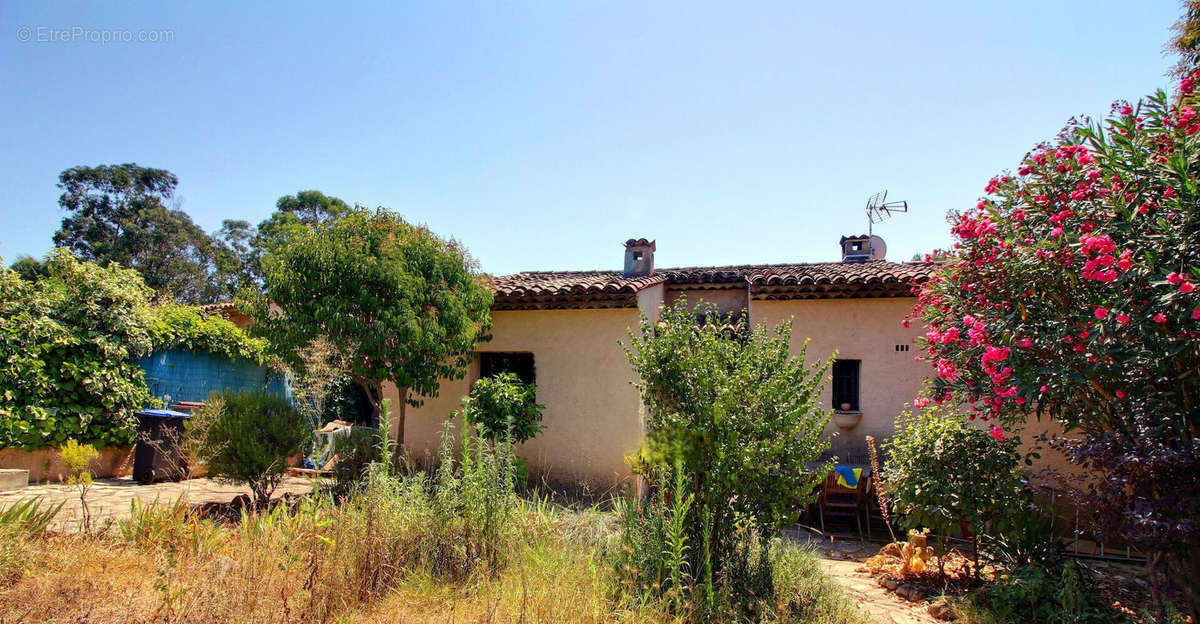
left=0, top=249, right=266, bottom=451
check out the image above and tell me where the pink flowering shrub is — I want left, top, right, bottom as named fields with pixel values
left=912, top=73, right=1200, bottom=615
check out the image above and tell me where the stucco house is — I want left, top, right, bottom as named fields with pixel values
left=388, top=236, right=935, bottom=491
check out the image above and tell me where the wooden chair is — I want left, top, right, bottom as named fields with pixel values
left=819, top=467, right=870, bottom=540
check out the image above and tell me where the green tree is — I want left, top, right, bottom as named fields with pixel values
left=52, top=163, right=227, bottom=303
left=211, top=219, right=258, bottom=294
left=1169, top=0, right=1200, bottom=79
left=7, top=256, right=46, bottom=283
left=622, top=299, right=832, bottom=615
left=247, top=207, right=492, bottom=452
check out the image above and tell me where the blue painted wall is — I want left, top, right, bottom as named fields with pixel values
left=137, top=349, right=291, bottom=405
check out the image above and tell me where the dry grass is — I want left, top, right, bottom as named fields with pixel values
left=0, top=473, right=866, bottom=624
left=0, top=503, right=662, bottom=624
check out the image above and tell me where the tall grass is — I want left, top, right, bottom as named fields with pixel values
left=0, top=426, right=865, bottom=624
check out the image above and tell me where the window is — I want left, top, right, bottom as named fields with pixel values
left=832, top=359, right=860, bottom=411
left=479, top=352, right=535, bottom=386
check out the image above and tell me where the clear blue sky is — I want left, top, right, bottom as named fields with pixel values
left=0, top=1, right=1183, bottom=275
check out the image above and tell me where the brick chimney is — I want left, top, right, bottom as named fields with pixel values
left=624, top=238, right=655, bottom=276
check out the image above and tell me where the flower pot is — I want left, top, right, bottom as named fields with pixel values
left=833, top=411, right=862, bottom=429
left=840, top=402, right=852, bottom=411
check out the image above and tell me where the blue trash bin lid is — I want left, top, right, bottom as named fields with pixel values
left=136, top=408, right=192, bottom=419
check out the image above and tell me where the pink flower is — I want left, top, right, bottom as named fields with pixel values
left=1154, top=312, right=1168, bottom=324
left=1094, top=307, right=1109, bottom=320
left=1016, top=337, right=1033, bottom=348
left=1117, top=250, right=1133, bottom=271
left=936, top=358, right=959, bottom=381
left=989, top=425, right=1006, bottom=441
left=963, top=314, right=976, bottom=326
left=1168, top=271, right=1184, bottom=285
left=901, top=319, right=911, bottom=328
left=1120, top=105, right=1133, bottom=115
left=1117, top=313, right=1130, bottom=324
left=1115, top=390, right=1127, bottom=399
left=1051, top=227, right=1064, bottom=238
left=1193, top=308, right=1200, bottom=320
left=1182, top=281, right=1196, bottom=294
left=941, top=327, right=961, bottom=344
left=913, top=398, right=930, bottom=409
left=982, top=346, right=1011, bottom=363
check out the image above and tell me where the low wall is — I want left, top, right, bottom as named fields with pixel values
left=0, top=446, right=134, bottom=483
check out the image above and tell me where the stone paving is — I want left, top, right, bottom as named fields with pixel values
left=789, top=528, right=942, bottom=624
left=0, top=475, right=320, bottom=530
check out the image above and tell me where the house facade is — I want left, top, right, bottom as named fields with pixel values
left=388, top=236, right=935, bottom=491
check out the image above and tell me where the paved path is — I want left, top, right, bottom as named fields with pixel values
left=0, top=475, right=319, bottom=530
left=789, top=529, right=942, bottom=624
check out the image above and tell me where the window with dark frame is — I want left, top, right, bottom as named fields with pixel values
left=478, top=352, right=536, bottom=386
left=832, top=359, right=860, bottom=411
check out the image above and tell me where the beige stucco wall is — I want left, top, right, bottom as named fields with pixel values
left=749, top=297, right=926, bottom=459
left=665, top=287, right=748, bottom=318
left=392, top=306, right=647, bottom=491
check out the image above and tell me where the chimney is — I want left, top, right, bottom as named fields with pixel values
left=840, top=234, right=886, bottom=262
left=624, top=238, right=655, bottom=276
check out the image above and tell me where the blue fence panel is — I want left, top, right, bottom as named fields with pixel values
left=137, top=349, right=292, bottom=405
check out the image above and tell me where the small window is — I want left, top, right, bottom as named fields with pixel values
left=479, top=352, right=535, bottom=386
left=832, top=360, right=860, bottom=411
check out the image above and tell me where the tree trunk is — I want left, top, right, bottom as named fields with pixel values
left=390, top=387, right=408, bottom=465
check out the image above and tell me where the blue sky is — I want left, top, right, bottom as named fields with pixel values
left=0, top=1, right=1183, bottom=275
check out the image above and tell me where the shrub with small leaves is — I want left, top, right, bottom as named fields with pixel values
left=189, top=390, right=310, bottom=508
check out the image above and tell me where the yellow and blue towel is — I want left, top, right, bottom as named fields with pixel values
left=834, top=466, right=862, bottom=488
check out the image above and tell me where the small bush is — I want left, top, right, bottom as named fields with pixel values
left=459, top=373, right=545, bottom=444
left=885, top=403, right=1026, bottom=575
left=189, top=390, right=310, bottom=508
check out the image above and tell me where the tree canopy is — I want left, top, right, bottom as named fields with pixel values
left=246, top=207, right=493, bottom=447
left=53, top=164, right=232, bottom=303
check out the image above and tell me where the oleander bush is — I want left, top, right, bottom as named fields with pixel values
left=912, top=69, right=1200, bottom=617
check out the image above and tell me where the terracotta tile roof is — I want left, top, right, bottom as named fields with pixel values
left=491, top=271, right=666, bottom=298
left=491, top=262, right=934, bottom=309
left=657, top=261, right=929, bottom=286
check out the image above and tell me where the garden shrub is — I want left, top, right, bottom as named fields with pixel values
left=458, top=372, right=544, bottom=481
left=459, top=372, right=545, bottom=445
left=0, top=250, right=155, bottom=449
left=620, top=299, right=832, bottom=619
left=0, top=250, right=268, bottom=451
left=189, top=390, right=310, bottom=508
left=885, top=403, right=1026, bottom=576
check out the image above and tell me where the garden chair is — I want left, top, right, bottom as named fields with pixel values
left=819, top=466, right=870, bottom=540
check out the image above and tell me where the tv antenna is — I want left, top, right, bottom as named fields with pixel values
left=865, top=190, right=908, bottom=236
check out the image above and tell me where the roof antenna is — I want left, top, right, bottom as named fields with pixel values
left=865, top=190, right=908, bottom=237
